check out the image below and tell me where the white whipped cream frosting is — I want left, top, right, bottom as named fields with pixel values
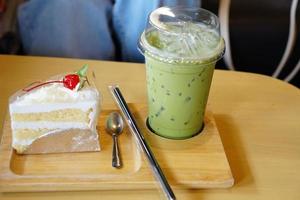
left=9, top=76, right=101, bottom=152
left=9, top=83, right=101, bottom=130
left=11, top=83, right=99, bottom=105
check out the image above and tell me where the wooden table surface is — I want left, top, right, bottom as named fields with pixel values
left=0, top=55, right=299, bottom=200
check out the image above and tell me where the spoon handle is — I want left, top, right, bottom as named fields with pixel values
left=112, top=134, right=121, bottom=168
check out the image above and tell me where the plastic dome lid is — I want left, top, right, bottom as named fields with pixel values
left=138, top=7, right=225, bottom=64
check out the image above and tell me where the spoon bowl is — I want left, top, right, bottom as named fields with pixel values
left=106, top=112, right=124, bottom=168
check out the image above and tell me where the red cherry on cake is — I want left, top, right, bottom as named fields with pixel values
left=23, top=65, right=88, bottom=92
left=23, top=74, right=80, bottom=92
left=63, top=74, right=80, bottom=90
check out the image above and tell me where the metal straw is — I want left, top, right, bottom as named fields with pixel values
left=108, top=85, right=176, bottom=200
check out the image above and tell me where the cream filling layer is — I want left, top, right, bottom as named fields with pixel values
left=9, top=101, right=98, bottom=113
left=11, top=121, right=91, bottom=130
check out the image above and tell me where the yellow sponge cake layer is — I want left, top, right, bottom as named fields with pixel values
left=14, top=128, right=50, bottom=140
left=12, top=128, right=100, bottom=154
left=12, top=108, right=92, bottom=122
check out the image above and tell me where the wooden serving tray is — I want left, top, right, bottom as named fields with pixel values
left=0, top=104, right=234, bottom=192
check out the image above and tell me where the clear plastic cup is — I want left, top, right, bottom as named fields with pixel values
left=138, top=7, right=225, bottom=139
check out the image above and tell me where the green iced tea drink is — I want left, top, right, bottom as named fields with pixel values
left=139, top=7, right=225, bottom=139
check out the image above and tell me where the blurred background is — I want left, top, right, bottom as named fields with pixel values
left=0, top=0, right=299, bottom=87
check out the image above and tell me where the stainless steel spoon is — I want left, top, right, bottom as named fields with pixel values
left=106, top=112, right=124, bottom=168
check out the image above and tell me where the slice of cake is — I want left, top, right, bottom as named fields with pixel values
left=9, top=65, right=101, bottom=154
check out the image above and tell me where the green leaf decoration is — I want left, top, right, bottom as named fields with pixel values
left=77, top=79, right=85, bottom=91
left=75, top=64, right=89, bottom=91
left=77, top=64, right=88, bottom=77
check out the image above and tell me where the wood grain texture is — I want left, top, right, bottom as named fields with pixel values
left=0, top=55, right=299, bottom=200
left=0, top=104, right=233, bottom=192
